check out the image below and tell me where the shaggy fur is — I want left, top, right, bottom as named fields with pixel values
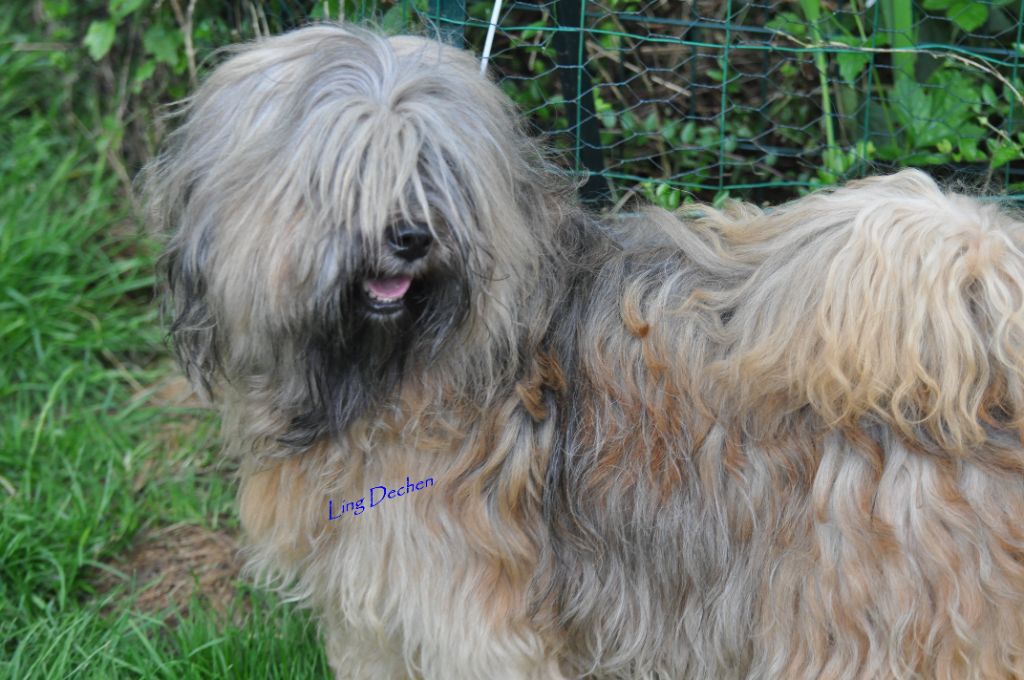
left=144, top=23, right=1024, bottom=680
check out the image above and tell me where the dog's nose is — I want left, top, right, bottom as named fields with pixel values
left=388, top=223, right=432, bottom=262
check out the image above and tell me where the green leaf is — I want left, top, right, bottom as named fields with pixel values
left=836, top=50, right=870, bottom=82
left=823, top=147, right=847, bottom=174
left=698, top=125, right=718, bottom=145
left=680, top=121, right=696, bottom=145
left=620, top=111, right=637, bottom=134
left=981, top=83, right=998, bottom=106
left=989, top=140, right=1022, bottom=169
left=958, top=137, right=984, bottom=162
left=891, top=75, right=932, bottom=144
left=902, top=152, right=948, bottom=165
left=948, top=0, right=988, bottom=32
left=109, top=0, right=145, bottom=21
left=854, top=140, right=876, bottom=160
left=817, top=169, right=838, bottom=184
left=766, top=11, right=807, bottom=38
left=925, top=69, right=977, bottom=134
left=143, top=24, right=178, bottom=67
left=43, top=0, right=72, bottom=19
left=83, top=20, right=116, bottom=61
left=797, top=0, right=821, bottom=23
left=653, top=183, right=681, bottom=211
left=130, top=59, right=156, bottom=94
left=922, top=0, right=954, bottom=10
left=345, top=0, right=377, bottom=21
left=873, top=143, right=903, bottom=161
left=956, top=123, right=985, bottom=141
left=380, top=4, right=411, bottom=34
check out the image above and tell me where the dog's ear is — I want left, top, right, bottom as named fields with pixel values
left=160, top=219, right=220, bottom=396
left=141, top=123, right=223, bottom=395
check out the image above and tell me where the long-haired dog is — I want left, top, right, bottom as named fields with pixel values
left=144, top=23, right=1024, bottom=680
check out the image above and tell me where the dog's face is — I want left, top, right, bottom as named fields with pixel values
left=145, top=25, right=560, bottom=445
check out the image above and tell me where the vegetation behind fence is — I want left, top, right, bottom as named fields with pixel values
left=440, top=0, right=1024, bottom=206
left=30, top=0, right=1024, bottom=206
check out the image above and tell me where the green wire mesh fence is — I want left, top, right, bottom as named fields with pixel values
left=203, top=0, right=1024, bottom=205
left=420, top=0, right=1024, bottom=206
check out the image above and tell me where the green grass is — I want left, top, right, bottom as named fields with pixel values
left=7, top=588, right=328, bottom=678
left=0, top=10, right=328, bottom=678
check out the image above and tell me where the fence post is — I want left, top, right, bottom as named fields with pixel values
left=552, top=0, right=608, bottom=204
left=429, top=0, right=466, bottom=47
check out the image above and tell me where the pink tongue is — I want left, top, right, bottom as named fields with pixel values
left=366, top=276, right=412, bottom=298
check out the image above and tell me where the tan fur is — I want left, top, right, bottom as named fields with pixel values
left=237, top=403, right=563, bottom=679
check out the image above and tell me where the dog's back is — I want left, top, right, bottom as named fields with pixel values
left=543, top=169, right=1024, bottom=679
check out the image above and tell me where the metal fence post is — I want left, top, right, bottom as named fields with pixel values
left=429, top=0, right=466, bottom=47
left=553, top=0, right=608, bottom=204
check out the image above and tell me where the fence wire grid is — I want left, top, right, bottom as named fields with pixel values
left=267, top=0, right=1024, bottom=205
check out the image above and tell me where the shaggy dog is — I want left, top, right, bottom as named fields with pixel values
left=144, top=23, right=1024, bottom=680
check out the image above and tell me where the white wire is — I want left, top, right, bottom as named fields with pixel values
left=480, top=0, right=504, bottom=74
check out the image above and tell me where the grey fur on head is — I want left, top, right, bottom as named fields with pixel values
left=144, top=25, right=571, bottom=446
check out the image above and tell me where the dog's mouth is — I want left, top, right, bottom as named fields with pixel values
left=362, top=275, right=414, bottom=315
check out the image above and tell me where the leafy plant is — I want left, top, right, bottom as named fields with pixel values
left=766, top=0, right=1023, bottom=189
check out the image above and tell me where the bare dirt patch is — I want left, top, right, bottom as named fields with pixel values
left=94, top=523, right=245, bottom=623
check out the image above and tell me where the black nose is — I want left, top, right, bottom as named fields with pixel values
left=388, top=223, right=432, bottom=262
